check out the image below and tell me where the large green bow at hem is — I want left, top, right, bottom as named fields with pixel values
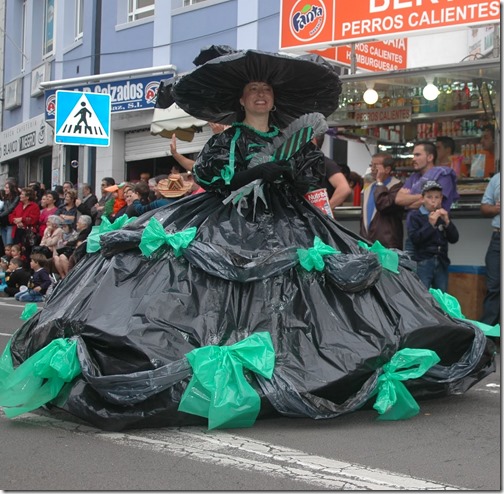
left=178, top=332, right=275, bottom=430
left=429, top=288, right=500, bottom=338
left=358, top=240, right=399, bottom=274
left=373, top=348, right=440, bottom=421
left=0, top=338, right=81, bottom=418
left=86, top=215, right=135, bottom=253
left=297, top=236, right=340, bottom=272
left=20, top=303, right=38, bottom=320
left=139, top=218, right=197, bottom=257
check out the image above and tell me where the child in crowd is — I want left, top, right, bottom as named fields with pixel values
left=10, top=243, right=27, bottom=268
left=3, top=243, right=13, bottom=261
left=15, top=253, right=52, bottom=303
left=407, top=180, right=459, bottom=292
left=0, top=256, right=8, bottom=291
left=1, top=257, right=31, bottom=297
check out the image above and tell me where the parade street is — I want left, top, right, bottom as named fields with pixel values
left=0, top=299, right=500, bottom=491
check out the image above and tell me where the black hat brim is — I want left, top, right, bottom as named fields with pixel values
left=172, top=50, right=342, bottom=128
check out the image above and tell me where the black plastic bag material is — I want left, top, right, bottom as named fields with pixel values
left=5, top=115, right=496, bottom=431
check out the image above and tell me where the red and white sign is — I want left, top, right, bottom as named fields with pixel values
left=312, top=38, right=407, bottom=72
left=280, top=0, right=500, bottom=50
left=355, top=106, right=413, bottom=125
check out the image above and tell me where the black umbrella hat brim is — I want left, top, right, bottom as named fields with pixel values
left=172, top=50, right=342, bottom=127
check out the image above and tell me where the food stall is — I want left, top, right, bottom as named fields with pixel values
left=325, top=59, right=499, bottom=318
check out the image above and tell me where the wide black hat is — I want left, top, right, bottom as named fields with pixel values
left=172, top=49, right=342, bottom=128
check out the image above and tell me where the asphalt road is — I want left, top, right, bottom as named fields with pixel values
left=0, top=298, right=501, bottom=491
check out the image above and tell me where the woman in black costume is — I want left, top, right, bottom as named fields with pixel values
left=0, top=50, right=496, bottom=431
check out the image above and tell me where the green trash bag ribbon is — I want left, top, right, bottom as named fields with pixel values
left=139, top=218, right=197, bottom=258
left=86, top=215, right=135, bottom=253
left=297, top=236, right=340, bottom=272
left=430, top=288, right=500, bottom=338
left=0, top=338, right=81, bottom=418
left=178, top=332, right=275, bottom=430
left=358, top=240, right=399, bottom=274
left=20, top=303, right=38, bottom=320
left=373, top=347, right=440, bottom=421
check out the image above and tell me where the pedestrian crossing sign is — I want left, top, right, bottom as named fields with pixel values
left=55, top=90, right=111, bottom=147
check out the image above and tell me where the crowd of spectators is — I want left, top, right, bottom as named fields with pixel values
left=0, top=171, right=199, bottom=301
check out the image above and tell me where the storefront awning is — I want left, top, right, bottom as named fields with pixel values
left=150, top=103, right=207, bottom=142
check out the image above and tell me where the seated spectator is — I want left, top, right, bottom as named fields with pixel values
left=0, top=257, right=30, bottom=297
left=0, top=256, right=8, bottom=291
left=133, top=174, right=192, bottom=215
left=40, top=215, right=64, bottom=256
left=3, top=243, right=13, bottom=261
left=53, top=215, right=92, bottom=279
left=57, top=189, right=78, bottom=227
left=38, top=190, right=59, bottom=238
left=75, top=183, right=98, bottom=217
left=109, top=183, right=132, bottom=221
left=15, top=253, right=52, bottom=303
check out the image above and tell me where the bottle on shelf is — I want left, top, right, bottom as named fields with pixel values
left=460, top=82, right=470, bottom=110
left=469, top=82, right=481, bottom=109
left=412, top=87, right=421, bottom=113
left=437, top=84, right=447, bottom=112
left=444, top=83, right=454, bottom=111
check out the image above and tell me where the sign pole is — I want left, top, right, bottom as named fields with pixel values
left=350, top=43, right=356, bottom=74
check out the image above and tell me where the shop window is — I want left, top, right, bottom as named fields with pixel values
left=75, top=0, right=84, bottom=41
left=127, top=0, right=154, bottom=22
left=43, top=0, right=55, bottom=58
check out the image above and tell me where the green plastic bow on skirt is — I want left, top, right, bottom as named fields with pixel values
left=139, top=218, right=197, bottom=257
left=0, top=338, right=81, bottom=418
left=86, top=215, right=136, bottom=253
left=297, top=236, right=340, bottom=272
left=430, top=288, right=500, bottom=338
left=358, top=240, right=399, bottom=274
left=373, top=347, right=440, bottom=420
left=178, top=332, right=275, bottom=430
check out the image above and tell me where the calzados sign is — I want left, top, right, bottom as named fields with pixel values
left=280, top=0, right=500, bottom=49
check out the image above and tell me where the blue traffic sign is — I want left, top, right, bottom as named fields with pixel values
left=55, top=90, right=111, bottom=147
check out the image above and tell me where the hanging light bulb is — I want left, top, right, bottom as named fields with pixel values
left=423, top=77, right=440, bottom=101
left=363, top=83, right=378, bottom=105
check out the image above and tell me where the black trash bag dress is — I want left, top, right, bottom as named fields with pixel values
left=5, top=114, right=496, bottom=431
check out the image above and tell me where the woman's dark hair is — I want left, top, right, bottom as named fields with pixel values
left=4, top=180, right=19, bottom=200
left=54, top=185, right=64, bottom=196
left=45, top=190, right=59, bottom=204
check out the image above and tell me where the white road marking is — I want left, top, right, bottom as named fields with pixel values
left=0, top=333, right=11, bottom=337
left=5, top=411, right=460, bottom=490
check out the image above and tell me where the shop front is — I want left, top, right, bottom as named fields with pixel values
left=0, top=114, right=54, bottom=188
left=322, top=59, right=500, bottom=318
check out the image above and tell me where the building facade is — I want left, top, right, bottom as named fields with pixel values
left=0, top=0, right=498, bottom=190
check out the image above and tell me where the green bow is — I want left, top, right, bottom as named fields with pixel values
left=20, top=303, right=38, bottom=320
left=297, top=236, right=339, bottom=272
left=373, top=348, right=440, bottom=420
left=86, top=215, right=135, bottom=253
left=0, top=338, right=81, bottom=418
left=178, top=332, right=275, bottom=430
left=139, top=218, right=197, bottom=257
left=358, top=240, right=399, bottom=274
left=430, top=288, right=500, bottom=338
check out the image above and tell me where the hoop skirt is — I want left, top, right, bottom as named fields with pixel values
left=4, top=121, right=496, bottom=431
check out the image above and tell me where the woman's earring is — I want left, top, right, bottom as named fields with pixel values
left=241, top=105, right=245, bottom=111
left=270, top=105, right=277, bottom=112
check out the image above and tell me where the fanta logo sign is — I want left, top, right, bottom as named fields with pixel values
left=290, top=1, right=326, bottom=41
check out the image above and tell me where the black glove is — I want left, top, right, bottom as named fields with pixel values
left=229, top=161, right=291, bottom=190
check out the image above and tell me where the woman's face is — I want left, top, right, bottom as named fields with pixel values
left=240, top=82, right=274, bottom=116
left=41, top=195, right=48, bottom=208
left=45, top=194, right=55, bottom=206
left=4, top=183, right=10, bottom=194
left=20, top=191, right=28, bottom=203
left=65, top=192, right=75, bottom=205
